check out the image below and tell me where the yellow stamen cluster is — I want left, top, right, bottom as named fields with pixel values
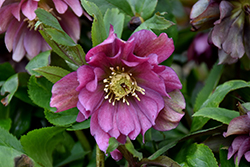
left=103, top=66, right=145, bottom=106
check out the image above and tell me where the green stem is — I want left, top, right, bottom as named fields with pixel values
left=96, top=145, right=105, bottom=167
left=74, top=130, right=92, bottom=160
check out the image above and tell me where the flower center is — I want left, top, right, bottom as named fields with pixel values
left=103, top=66, right=145, bottom=106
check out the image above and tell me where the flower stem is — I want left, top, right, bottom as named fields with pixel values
left=74, top=130, right=92, bottom=160
left=96, top=145, right=105, bottom=167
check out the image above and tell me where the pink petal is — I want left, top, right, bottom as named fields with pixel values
left=129, top=30, right=174, bottom=63
left=135, top=87, right=164, bottom=125
left=78, top=85, right=104, bottom=112
left=11, top=0, right=25, bottom=21
left=244, top=151, right=250, bottom=162
left=98, top=101, right=114, bottom=132
left=24, top=29, right=42, bottom=59
left=63, top=0, right=83, bottom=16
left=154, top=65, right=182, bottom=92
left=110, top=149, right=123, bottom=161
left=59, top=10, right=80, bottom=42
left=21, top=0, right=38, bottom=20
left=76, top=110, right=87, bottom=122
left=76, top=101, right=89, bottom=121
left=0, top=0, right=5, bottom=8
left=12, top=22, right=27, bottom=62
left=108, top=108, right=120, bottom=139
left=86, top=67, right=105, bottom=92
left=90, top=111, right=110, bottom=152
left=227, top=135, right=249, bottom=160
left=76, top=65, right=95, bottom=91
left=137, top=107, right=152, bottom=137
left=0, top=4, right=16, bottom=33
left=50, top=72, right=79, bottom=112
left=5, top=19, right=21, bottom=52
left=41, top=39, right=51, bottom=51
left=116, top=102, right=135, bottom=135
left=237, top=137, right=250, bottom=165
left=128, top=103, right=141, bottom=140
left=53, top=0, right=68, bottom=14
left=223, top=114, right=250, bottom=137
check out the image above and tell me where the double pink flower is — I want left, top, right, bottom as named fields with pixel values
left=0, top=0, right=83, bottom=61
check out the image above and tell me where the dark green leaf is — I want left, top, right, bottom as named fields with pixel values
left=193, top=107, right=239, bottom=125
left=0, top=118, right=11, bottom=131
left=34, top=66, right=70, bottom=83
left=20, top=127, right=66, bottom=167
left=44, top=108, right=79, bottom=126
left=191, top=80, right=250, bottom=132
left=35, top=8, right=63, bottom=31
left=0, top=74, right=18, bottom=106
left=81, top=0, right=107, bottom=46
left=25, top=50, right=51, bottom=76
left=66, top=119, right=90, bottom=131
left=0, top=62, right=15, bottom=81
left=28, top=75, right=55, bottom=111
left=140, top=156, right=181, bottom=167
left=103, top=8, right=125, bottom=38
left=45, top=28, right=76, bottom=46
left=219, top=148, right=235, bottom=167
left=125, top=139, right=143, bottom=160
left=134, top=12, right=174, bottom=32
left=130, top=0, right=157, bottom=19
left=87, top=0, right=134, bottom=16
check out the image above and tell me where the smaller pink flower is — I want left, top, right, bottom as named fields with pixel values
left=224, top=112, right=250, bottom=164
left=0, top=0, right=83, bottom=62
left=50, top=26, right=185, bottom=159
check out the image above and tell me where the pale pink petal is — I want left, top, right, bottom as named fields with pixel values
left=11, top=0, right=25, bottom=21
left=154, top=66, right=182, bottom=92
left=227, top=135, right=249, bottom=160
left=59, top=10, right=80, bottom=42
left=129, top=30, right=174, bottom=63
left=78, top=86, right=104, bottom=112
left=63, top=0, right=83, bottom=16
left=0, top=4, right=16, bottom=33
left=50, top=72, right=79, bottom=112
left=41, top=40, right=51, bottom=51
left=98, top=101, right=114, bottom=132
left=135, top=87, right=164, bottom=125
left=117, top=102, right=135, bottom=135
left=0, top=0, right=5, bottom=8
left=12, top=22, right=27, bottom=62
left=24, top=29, right=42, bottom=59
left=244, top=151, right=250, bottom=162
left=21, top=0, right=38, bottom=20
left=5, top=19, right=21, bottom=52
left=53, top=0, right=68, bottom=14
left=237, top=137, right=250, bottom=165
left=90, top=111, right=110, bottom=152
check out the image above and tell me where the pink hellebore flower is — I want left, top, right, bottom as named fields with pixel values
left=50, top=26, right=185, bottom=159
left=224, top=112, right=250, bottom=165
left=0, top=0, right=83, bottom=62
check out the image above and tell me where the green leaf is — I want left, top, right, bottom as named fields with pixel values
left=134, top=12, right=174, bottom=32
left=45, top=28, right=76, bottom=46
left=0, top=127, right=24, bottom=152
left=140, top=156, right=181, bottom=167
left=35, top=8, right=63, bottom=31
left=25, top=50, right=51, bottom=76
left=106, top=137, right=121, bottom=154
left=191, top=80, right=250, bottom=132
left=176, top=143, right=218, bottom=167
left=194, top=64, right=224, bottom=112
left=81, top=0, right=107, bottom=46
left=44, top=108, right=79, bottom=126
left=20, top=127, right=67, bottom=167
left=0, top=62, right=15, bottom=81
left=0, top=74, right=18, bottom=106
left=128, top=0, right=157, bottom=19
left=125, top=139, right=143, bottom=160
left=104, top=8, right=125, bottom=38
left=0, top=118, right=11, bottom=131
left=87, top=0, right=134, bottom=16
left=219, top=148, right=235, bottom=167
left=34, top=66, right=70, bottom=83
left=28, top=75, right=55, bottom=111
left=193, top=107, right=239, bottom=125
left=66, top=119, right=90, bottom=131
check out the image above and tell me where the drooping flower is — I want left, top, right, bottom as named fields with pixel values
left=50, top=26, right=185, bottom=159
left=190, top=0, right=250, bottom=64
left=223, top=112, right=250, bottom=164
left=0, top=0, right=83, bottom=62
left=187, top=32, right=218, bottom=69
